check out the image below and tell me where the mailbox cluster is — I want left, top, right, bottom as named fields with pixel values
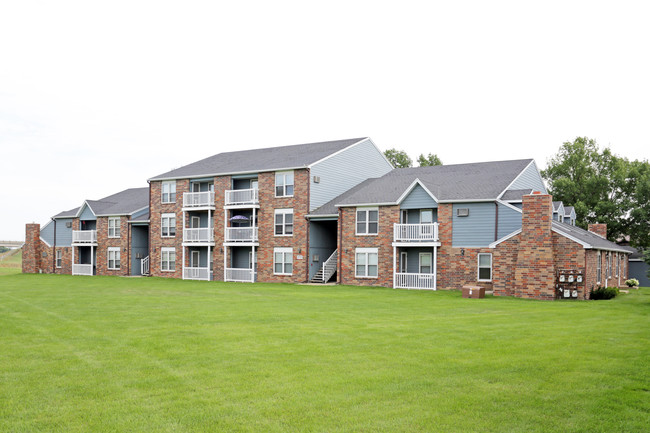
left=556, top=269, right=584, bottom=300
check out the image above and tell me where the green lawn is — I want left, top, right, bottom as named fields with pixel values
left=0, top=273, right=648, bottom=432
left=0, top=249, right=22, bottom=275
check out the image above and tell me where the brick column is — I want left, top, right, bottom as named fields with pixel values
left=23, top=223, right=41, bottom=274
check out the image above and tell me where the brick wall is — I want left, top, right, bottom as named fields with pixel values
left=588, top=223, right=607, bottom=238
left=212, top=175, right=230, bottom=281
left=552, top=232, right=587, bottom=299
left=96, top=216, right=130, bottom=276
left=493, top=235, right=519, bottom=296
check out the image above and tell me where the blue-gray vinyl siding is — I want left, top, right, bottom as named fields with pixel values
left=79, top=204, right=96, bottom=221
left=400, top=184, right=438, bottom=209
left=629, top=261, right=650, bottom=287
left=131, top=207, right=149, bottom=220
left=310, top=139, right=393, bottom=211
left=231, top=246, right=253, bottom=269
left=188, top=247, right=210, bottom=268
left=508, top=162, right=547, bottom=193
left=497, top=203, right=522, bottom=239
left=452, top=203, right=496, bottom=247
left=130, top=225, right=148, bottom=276
left=232, top=178, right=257, bottom=190
left=402, top=209, right=438, bottom=224
left=308, top=220, right=337, bottom=280
left=40, top=219, right=73, bottom=247
left=188, top=211, right=213, bottom=228
left=398, top=247, right=436, bottom=273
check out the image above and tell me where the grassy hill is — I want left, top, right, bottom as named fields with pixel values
left=0, top=248, right=21, bottom=275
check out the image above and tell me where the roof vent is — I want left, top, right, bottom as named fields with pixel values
left=457, top=208, right=469, bottom=217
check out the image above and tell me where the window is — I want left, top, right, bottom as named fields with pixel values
left=161, top=248, right=176, bottom=272
left=606, top=253, right=611, bottom=279
left=55, top=250, right=62, bottom=268
left=420, top=209, right=434, bottom=224
left=274, top=209, right=293, bottom=236
left=161, top=213, right=176, bottom=237
left=275, top=171, right=294, bottom=197
left=108, top=217, right=120, bottom=238
left=356, top=208, right=378, bottom=235
left=107, top=247, right=120, bottom=270
left=355, top=248, right=378, bottom=278
left=419, top=253, right=432, bottom=274
left=274, top=247, right=293, bottom=275
left=400, top=251, right=408, bottom=273
left=162, top=181, right=176, bottom=203
left=615, top=253, right=619, bottom=277
left=478, top=253, right=492, bottom=281
left=597, top=251, right=602, bottom=283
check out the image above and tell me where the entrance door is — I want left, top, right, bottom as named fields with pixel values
left=191, top=250, right=200, bottom=268
left=400, top=252, right=408, bottom=273
left=191, top=216, right=200, bottom=228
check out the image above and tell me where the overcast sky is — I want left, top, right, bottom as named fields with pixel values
left=1, top=0, right=649, bottom=241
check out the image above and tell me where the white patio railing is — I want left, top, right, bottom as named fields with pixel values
left=72, top=230, right=97, bottom=244
left=141, top=256, right=150, bottom=276
left=183, top=267, right=211, bottom=281
left=225, top=188, right=259, bottom=206
left=183, top=228, right=214, bottom=243
left=225, top=227, right=258, bottom=243
left=393, top=223, right=439, bottom=242
left=394, top=272, right=436, bottom=290
left=183, top=191, right=215, bottom=208
left=225, top=268, right=257, bottom=282
left=72, top=264, right=93, bottom=276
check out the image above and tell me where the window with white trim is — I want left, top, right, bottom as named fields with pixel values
left=615, top=252, right=619, bottom=277
left=162, top=181, right=176, bottom=203
left=55, top=250, right=62, bottom=268
left=356, top=207, right=378, bottom=235
left=420, top=209, right=434, bottom=224
left=478, top=253, right=492, bottom=281
left=419, top=252, right=432, bottom=274
left=274, top=209, right=293, bottom=236
left=161, top=213, right=176, bottom=237
left=108, top=217, right=120, bottom=238
left=597, top=251, right=602, bottom=283
left=355, top=248, right=378, bottom=278
left=275, top=171, right=294, bottom=197
left=107, top=247, right=120, bottom=270
left=606, top=253, right=611, bottom=279
left=161, top=247, right=176, bottom=272
left=273, top=247, right=293, bottom=275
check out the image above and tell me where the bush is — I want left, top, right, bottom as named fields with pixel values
left=625, top=278, right=639, bottom=288
left=590, top=287, right=619, bottom=300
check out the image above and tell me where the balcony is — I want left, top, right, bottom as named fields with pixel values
left=183, top=267, right=211, bottom=281
left=72, top=264, right=94, bottom=276
left=72, top=230, right=97, bottom=244
left=183, top=228, right=214, bottom=243
left=225, top=188, right=259, bottom=206
left=183, top=191, right=215, bottom=208
left=225, top=227, right=258, bottom=243
left=393, top=223, right=439, bottom=242
left=225, top=268, right=257, bottom=282
left=394, top=272, right=436, bottom=290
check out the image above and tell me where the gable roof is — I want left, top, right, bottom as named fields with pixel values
left=53, top=207, right=80, bottom=219
left=334, top=159, right=534, bottom=206
left=501, top=189, right=533, bottom=201
left=564, top=205, right=575, bottom=217
left=149, top=137, right=369, bottom=181
left=552, top=221, right=631, bottom=253
left=308, top=178, right=379, bottom=217
left=52, top=188, right=149, bottom=220
left=552, top=201, right=564, bottom=212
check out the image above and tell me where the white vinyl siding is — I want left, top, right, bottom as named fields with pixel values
left=161, top=248, right=176, bottom=272
left=108, top=217, right=120, bottom=238
left=162, top=181, right=176, bottom=203
left=274, top=209, right=294, bottom=236
left=355, top=248, right=378, bottom=278
left=161, top=213, right=176, bottom=237
left=478, top=253, right=492, bottom=281
left=275, top=171, right=294, bottom=197
left=274, top=247, right=293, bottom=275
left=356, top=207, right=378, bottom=235
left=107, top=247, right=120, bottom=270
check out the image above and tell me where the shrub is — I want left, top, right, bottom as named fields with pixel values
left=625, top=278, right=639, bottom=288
left=590, top=287, right=619, bottom=300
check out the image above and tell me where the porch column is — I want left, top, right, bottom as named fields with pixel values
left=208, top=246, right=212, bottom=281
left=252, top=208, right=257, bottom=241
left=72, top=246, right=75, bottom=275
left=433, top=246, right=437, bottom=291
left=182, top=244, right=186, bottom=280
left=91, top=245, right=94, bottom=276
left=392, top=246, right=397, bottom=289
left=251, top=246, right=256, bottom=283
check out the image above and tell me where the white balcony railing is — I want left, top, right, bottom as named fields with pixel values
left=225, top=188, right=259, bottom=206
left=72, top=264, right=93, bottom=276
left=225, top=227, right=258, bottom=243
left=183, top=228, right=214, bottom=243
left=72, top=230, right=97, bottom=244
left=183, top=267, right=211, bottom=281
left=394, top=272, right=436, bottom=290
left=393, top=223, right=439, bottom=242
left=183, top=191, right=215, bottom=208
left=225, top=268, right=257, bottom=282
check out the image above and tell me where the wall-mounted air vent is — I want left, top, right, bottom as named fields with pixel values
left=313, top=176, right=321, bottom=184
left=457, top=208, right=470, bottom=217
left=66, top=222, right=72, bottom=228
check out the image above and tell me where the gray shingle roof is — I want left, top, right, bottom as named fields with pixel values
left=129, top=210, right=150, bottom=222
left=501, top=189, right=533, bottom=201
left=53, top=207, right=80, bottom=219
left=308, top=178, right=379, bottom=217
left=564, top=206, right=575, bottom=216
left=149, top=138, right=368, bottom=181
left=553, top=201, right=563, bottom=211
left=552, top=221, right=631, bottom=253
left=334, top=159, right=533, bottom=206
left=87, top=188, right=149, bottom=216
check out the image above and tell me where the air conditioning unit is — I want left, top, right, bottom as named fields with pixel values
left=457, top=208, right=470, bottom=217
left=66, top=222, right=72, bottom=228
left=313, top=176, right=321, bottom=183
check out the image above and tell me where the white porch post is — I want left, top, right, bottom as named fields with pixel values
left=72, top=246, right=75, bottom=275
left=393, top=246, right=397, bottom=289
left=251, top=246, right=255, bottom=283
left=208, top=246, right=212, bottom=281
left=182, top=245, right=186, bottom=280
left=433, top=246, right=437, bottom=291
left=224, top=208, right=228, bottom=281
left=91, top=245, right=94, bottom=276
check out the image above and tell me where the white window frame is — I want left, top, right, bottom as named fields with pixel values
left=597, top=251, right=602, bottom=283
left=355, top=248, right=378, bottom=278
left=161, top=213, right=176, bottom=237
left=400, top=251, right=408, bottom=273
left=275, top=171, right=294, bottom=197
left=161, top=247, right=176, bottom=272
left=107, top=247, right=121, bottom=270
left=615, top=252, right=619, bottom=277
left=273, top=247, right=293, bottom=275
left=606, top=253, right=611, bottom=279
left=419, top=252, right=432, bottom=274
left=108, top=217, right=120, bottom=238
left=477, top=253, right=492, bottom=282
left=356, top=207, right=379, bottom=236
left=161, top=181, right=176, bottom=203
left=55, top=249, right=62, bottom=268
left=274, top=208, right=294, bottom=236
left=420, top=209, right=434, bottom=224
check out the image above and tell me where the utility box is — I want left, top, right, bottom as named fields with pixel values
left=462, top=285, right=485, bottom=299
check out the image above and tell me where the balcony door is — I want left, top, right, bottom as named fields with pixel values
left=191, top=250, right=200, bottom=268
left=191, top=216, right=201, bottom=229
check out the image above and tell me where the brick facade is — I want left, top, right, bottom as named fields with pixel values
left=588, top=223, right=607, bottom=238
left=96, top=216, right=131, bottom=276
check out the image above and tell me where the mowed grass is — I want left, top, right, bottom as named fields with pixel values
left=0, top=273, right=648, bottom=433
left=0, top=249, right=22, bottom=275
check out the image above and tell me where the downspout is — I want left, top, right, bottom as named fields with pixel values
left=52, top=218, right=56, bottom=273
left=338, top=207, right=343, bottom=285
left=147, top=180, right=151, bottom=267
left=127, top=216, right=131, bottom=276
left=494, top=202, right=499, bottom=241
left=305, top=168, right=311, bottom=283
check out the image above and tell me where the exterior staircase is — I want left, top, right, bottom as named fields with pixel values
left=310, top=249, right=338, bottom=283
